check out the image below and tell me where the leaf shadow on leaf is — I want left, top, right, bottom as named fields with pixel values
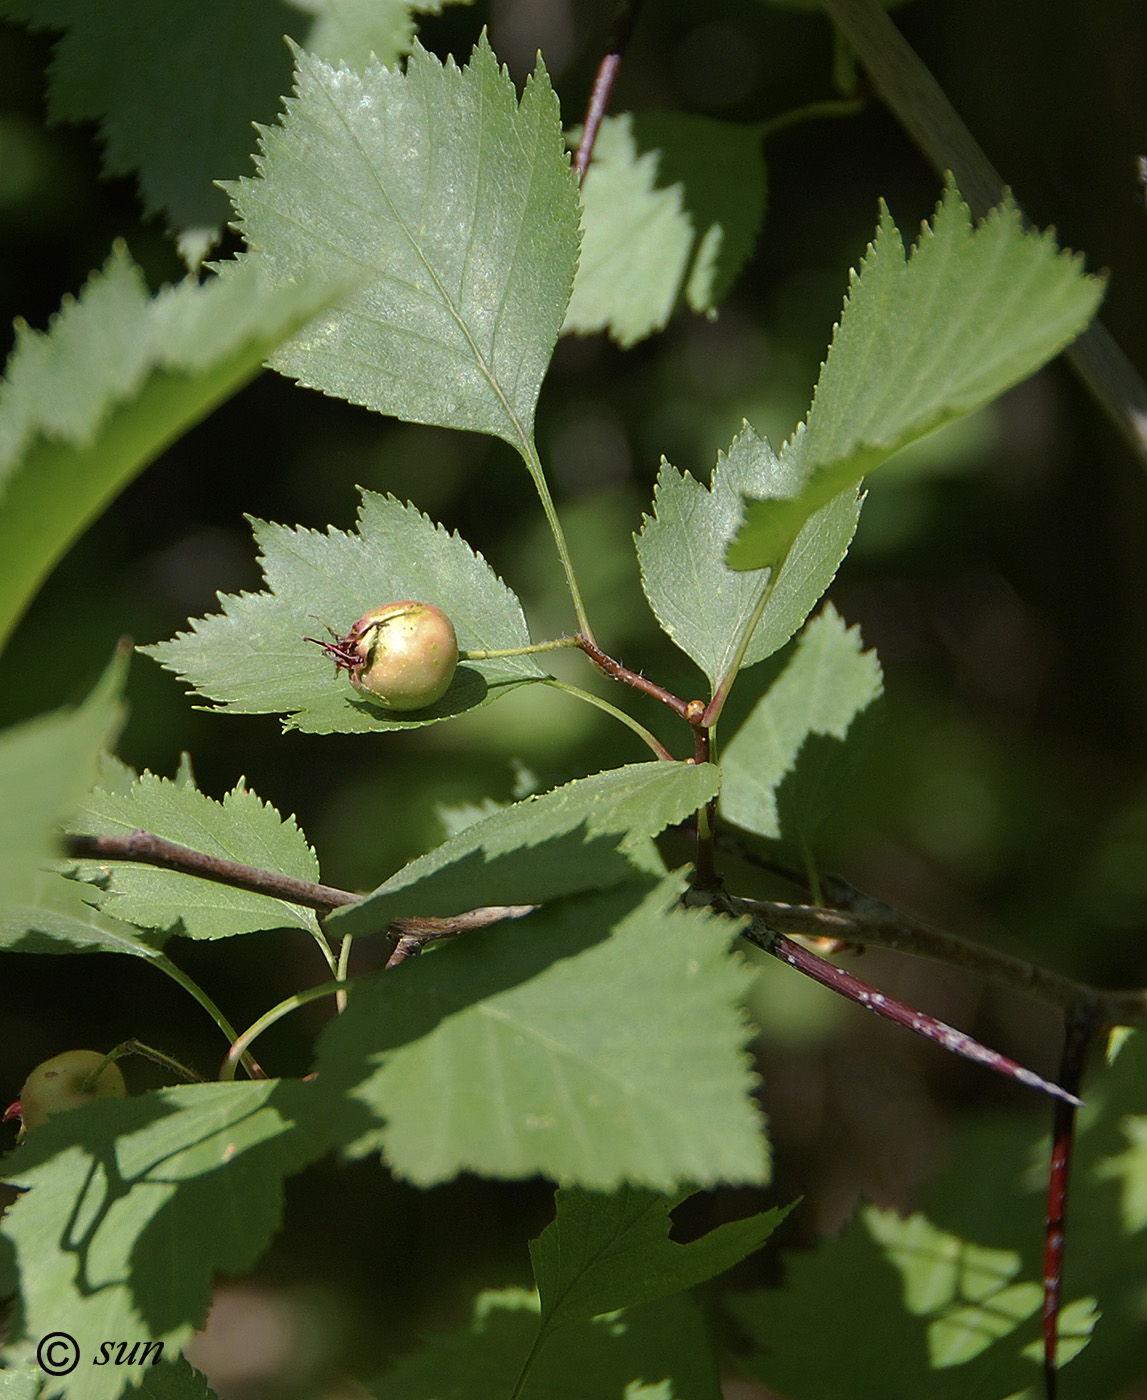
left=329, top=825, right=642, bottom=932
left=2, top=1079, right=327, bottom=1342
left=315, top=886, right=654, bottom=1144
left=771, top=698, right=885, bottom=852
left=374, top=1285, right=720, bottom=1400
left=325, top=891, right=632, bottom=1058
left=629, top=112, right=765, bottom=314
left=728, top=1212, right=1042, bottom=1400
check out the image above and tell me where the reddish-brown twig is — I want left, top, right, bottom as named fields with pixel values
left=573, top=0, right=647, bottom=181
left=1042, top=1007, right=1099, bottom=1399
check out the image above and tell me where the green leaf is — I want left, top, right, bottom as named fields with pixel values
left=0, top=1080, right=325, bottom=1400
left=635, top=423, right=861, bottom=688
left=531, top=1185, right=789, bottom=1332
left=0, top=247, right=336, bottom=650
left=721, top=604, right=882, bottom=839
left=289, top=0, right=473, bottom=70
left=0, top=870, right=168, bottom=958
left=329, top=760, right=720, bottom=933
left=315, top=877, right=766, bottom=1190
left=133, top=1360, right=222, bottom=1400
left=0, top=1360, right=44, bottom=1400
left=0, top=0, right=476, bottom=259
left=0, top=645, right=126, bottom=911
left=0, top=0, right=299, bottom=256
left=564, top=112, right=766, bottom=347
left=66, top=769, right=323, bottom=940
left=227, top=36, right=580, bottom=456
left=728, top=186, right=1104, bottom=571
left=727, top=1204, right=1050, bottom=1399
left=141, top=489, right=542, bottom=733
left=373, top=1287, right=723, bottom=1400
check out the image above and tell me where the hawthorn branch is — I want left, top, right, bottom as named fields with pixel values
left=574, top=0, right=647, bottom=181
left=63, top=830, right=535, bottom=952
left=575, top=633, right=700, bottom=721
left=1042, top=1007, right=1097, bottom=1399
left=67, top=829, right=359, bottom=913
left=732, top=912, right=1083, bottom=1106
left=66, top=829, right=1147, bottom=1024
left=728, top=890, right=1147, bottom=1026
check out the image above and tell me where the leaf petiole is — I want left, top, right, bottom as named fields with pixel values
left=540, top=676, right=676, bottom=760
left=81, top=1039, right=207, bottom=1092
left=459, top=635, right=582, bottom=661
left=703, top=554, right=785, bottom=728
left=219, top=978, right=352, bottom=1081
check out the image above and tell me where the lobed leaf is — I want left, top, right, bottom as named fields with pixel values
left=564, top=112, right=766, bottom=347
left=0, top=0, right=469, bottom=260
left=66, top=768, right=323, bottom=941
left=329, top=759, right=721, bottom=933
left=0, top=1080, right=325, bottom=1400
left=372, top=1287, right=723, bottom=1400
left=728, top=1204, right=1055, bottom=1398
left=142, top=489, right=542, bottom=733
left=291, top=0, right=474, bottom=71
left=0, top=246, right=336, bottom=650
left=531, top=1185, right=789, bottom=1333
left=314, top=877, right=766, bottom=1190
left=636, top=422, right=861, bottom=687
left=721, top=603, right=882, bottom=839
left=227, top=37, right=580, bottom=455
left=728, top=186, right=1104, bottom=572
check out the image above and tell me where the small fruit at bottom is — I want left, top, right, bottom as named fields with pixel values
left=10, top=1050, right=127, bottom=1132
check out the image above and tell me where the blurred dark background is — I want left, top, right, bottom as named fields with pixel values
left=2, top=0, right=1147, bottom=1392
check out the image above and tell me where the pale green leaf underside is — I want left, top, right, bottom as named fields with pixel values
left=531, top=1185, right=788, bottom=1331
left=374, top=1288, right=721, bottom=1400
left=0, top=245, right=336, bottom=649
left=721, top=603, right=882, bottom=838
left=564, top=112, right=766, bottom=348
left=728, top=186, right=1104, bottom=571
left=318, top=878, right=765, bottom=1190
left=142, top=489, right=542, bottom=733
left=67, top=771, right=322, bottom=939
left=329, top=760, right=721, bottom=932
left=636, top=422, right=860, bottom=687
left=0, top=1080, right=323, bottom=1400
left=228, top=37, right=580, bottom=451
left=0, top=649, right=124, bottom=911
left=289, top=0, right=473, bottom=70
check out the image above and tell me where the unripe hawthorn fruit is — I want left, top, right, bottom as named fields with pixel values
left=14, top=1050, right=127, bottom=1132
left=310, top=601, right=459, bottom=710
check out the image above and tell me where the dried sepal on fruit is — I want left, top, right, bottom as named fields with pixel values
left=307, top=601, right=459, bottom=710
left=5, top=1049, right=127, bottom=1137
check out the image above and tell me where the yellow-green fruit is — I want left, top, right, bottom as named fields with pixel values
left=18, top=1050, right=127, bottom=1131
left=349, top=601, right=459, bottom=710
